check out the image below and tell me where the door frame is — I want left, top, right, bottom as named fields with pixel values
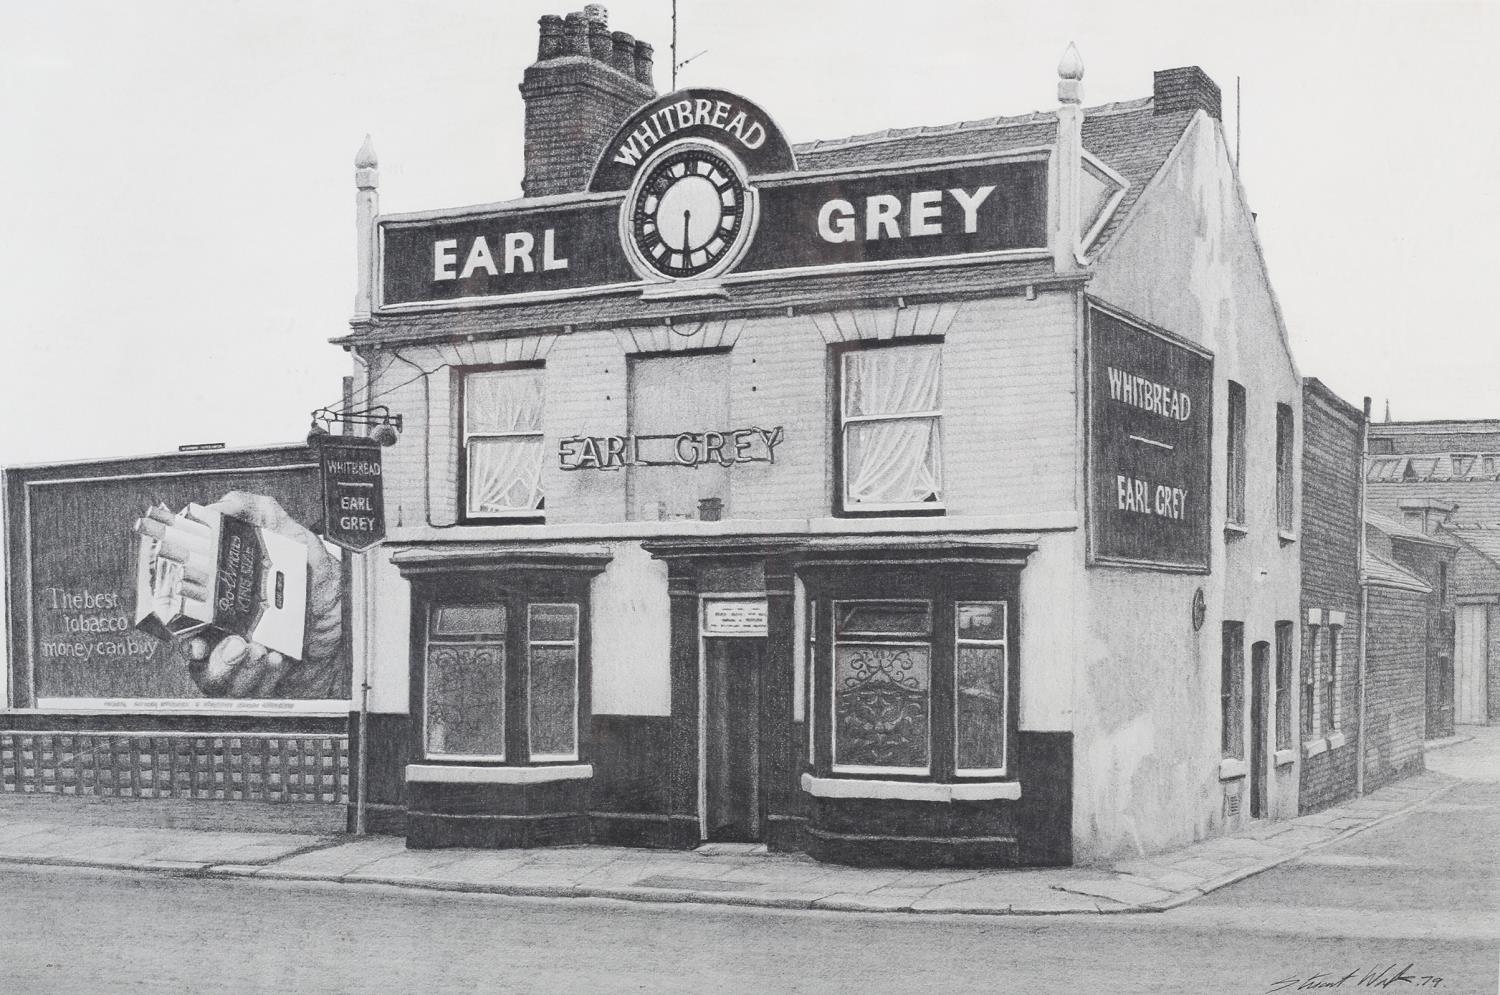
left=1250, top=640, right=1270, bottom=819
left=698, top=592, right=770, bottom=842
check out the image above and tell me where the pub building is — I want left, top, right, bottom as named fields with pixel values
left=341, top=6, right=1304, bottom=866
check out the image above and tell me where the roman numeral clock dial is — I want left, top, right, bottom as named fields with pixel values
left=623, top=142, right=755, bottom=282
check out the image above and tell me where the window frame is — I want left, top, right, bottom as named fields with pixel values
left=1302, top=623, right=1320, bottom=737
left=1275, top=402, right=1294, bottom=534
left=1274, top=620, right=1293, bottom=751
left=953, top=601, right=1009, bottom=778
left=458, top=362, right=547, bottom=524
left=1221, top=620, right=1245, bottom=759
left=1323, top=624, right=1341, bottom=735
left=421, top=604, right=509, bottom=763
left=412, top=580, right=591, bottom=768
left=526, top=602, right=582, bottom=763
left=1226, top=380, right=1247, bottom=527
left=829, top=598, right=935, bottom=776
left=803, top=562, right=1019, bottom=785
left=833, top=338, right=947, bottom=517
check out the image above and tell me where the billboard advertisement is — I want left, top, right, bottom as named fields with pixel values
left=4, top=445, right=350, bottom=711
left=1087, top=303, right=1215, bottom=572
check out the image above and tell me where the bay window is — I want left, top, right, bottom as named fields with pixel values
left=462, top=365, right=545, bottom=520
left=420, top=594, right=584, bottom=765
left=838, top=342, right=944, bottom=513
left=807, top=559, right=1018, bottom=784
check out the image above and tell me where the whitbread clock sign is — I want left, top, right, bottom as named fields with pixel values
left=379, top=88, right=1049, bottom=308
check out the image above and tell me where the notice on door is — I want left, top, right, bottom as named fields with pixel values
left=703, top=599, right=769, bottom=637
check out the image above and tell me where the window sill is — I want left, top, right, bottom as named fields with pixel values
left=800, top=773, right=1020, bottom=802
left=406, top=763, right=593, bottom=785
left=1278, top=530, right=1298, bottom=545
left=1301, top=738, right=1328, bottom=759
left=1274, top=748, right=1297, bottom=768
left=1327, top=731, right=1347, bottom=750
left=1224, top=523, right=1249, bottom=539
left=1218, top=758, right=1248, bottom=781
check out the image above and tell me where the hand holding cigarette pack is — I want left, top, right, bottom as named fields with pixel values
left=131, top=502, right=308, bottom=659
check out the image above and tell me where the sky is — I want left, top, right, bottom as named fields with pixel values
left=0, top=0, right=1496, bottom=473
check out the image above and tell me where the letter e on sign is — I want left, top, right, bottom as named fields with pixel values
left=320, top=438, right=386, bottom=552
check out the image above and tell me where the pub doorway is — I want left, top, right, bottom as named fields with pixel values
left=702, top=636, right=766, bottom=842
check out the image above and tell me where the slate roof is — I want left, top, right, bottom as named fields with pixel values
left=1366, top=481, right=1500, bottom=524
left=1445, top=526, right=1500, bottom=567
left=1367, top=452, right=1500, bottom=483
left=794, top=98, right=1198, bottom=261
left=1365, top=510, right=1460, bottom=548
left=1363, top=550, right=1432, bottom=593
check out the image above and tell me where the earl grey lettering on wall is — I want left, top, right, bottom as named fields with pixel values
left=1087, top=304, right=1213, bottom=571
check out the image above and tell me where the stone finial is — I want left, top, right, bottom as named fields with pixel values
left=1058, top=43, right=1084, bottom=104
left=354, top=134, right=378, bottom=189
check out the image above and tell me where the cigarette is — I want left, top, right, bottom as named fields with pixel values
left=180, top=577, right=210, bottom=602
left=182, top=562, right=210, bottom=589
left=146, top=506, right=177, bottom=526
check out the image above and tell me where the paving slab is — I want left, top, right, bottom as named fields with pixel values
left=1050, top=877, right=1174, bottom=907
left=262, top=838, right=402, bottom=877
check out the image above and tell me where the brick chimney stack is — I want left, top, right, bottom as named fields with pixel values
left=1153, top=67, right=1222, bottom=120
left=520, top=6, right=657, bottom=198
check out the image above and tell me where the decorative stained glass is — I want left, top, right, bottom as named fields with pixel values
left=833, top=644, right=930, bottom=769
left=528, top=603, right=579, bottom=761
left=425, top=643, right=505, bottom=758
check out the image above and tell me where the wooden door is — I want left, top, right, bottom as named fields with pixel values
left=704, top=637, right=764, bottom=842
left=1455, top=604, right=1489, bottom=725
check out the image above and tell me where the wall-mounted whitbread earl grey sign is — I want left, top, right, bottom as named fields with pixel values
left=319, top=438, right=386, bottom=552
left=378, top=87, right=1048, bottom=307
left=1087, top=303, right=1213, bottom=571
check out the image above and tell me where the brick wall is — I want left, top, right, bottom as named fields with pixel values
left=1363, top=586, right=1429, bottom=790
left=1298, top=381, right=1363, bottom=811
left=1388, top=538, right=1456, bottom=737
left=1, top=732, right=348, bottom=802
left=521, top=57, right=653, bottom=197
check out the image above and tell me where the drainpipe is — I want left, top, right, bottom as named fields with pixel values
left=1356, top=396, right=1371, bottom=797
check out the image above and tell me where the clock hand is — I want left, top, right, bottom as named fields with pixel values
left=682, top=209, right=692, bottom=256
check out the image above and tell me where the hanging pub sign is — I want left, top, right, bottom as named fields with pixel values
left=319, top=437, right=386, bottom=552
left=378, top=87, right=1050, bottom=308
left=1087, top=303, right=1213, bottom=571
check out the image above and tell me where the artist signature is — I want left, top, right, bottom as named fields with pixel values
left=1267, top=964, right=1443, bottom=991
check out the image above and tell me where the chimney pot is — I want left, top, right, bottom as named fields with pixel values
left=563, top=12, right=589, bottom=56
left=1153, top=66, right=1222, bottom=120
left=610, top=31, right=637, bottom=75
left=588, top=19, right=612, bottom=61
left=537, top=15, right=565, bottom=60
left=583, top=4, right=607, bottom=26
left=633, top=40, right=655, bottom=87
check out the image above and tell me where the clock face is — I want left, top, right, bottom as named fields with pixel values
left=624, top=143, right=753, bottom=281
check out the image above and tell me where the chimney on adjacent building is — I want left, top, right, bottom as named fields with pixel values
left=1153, top=66, right=1221, bottom=120
left=520, top=6, right=657, bottom=198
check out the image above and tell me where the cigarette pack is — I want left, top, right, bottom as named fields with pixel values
left=131, top=503, right=308, bottom=658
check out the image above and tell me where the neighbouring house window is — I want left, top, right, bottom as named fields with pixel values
left=1226, top=381, right=1247, bottom=526
left=954, top=602, right=1008, bottom=774
left=528, top=604, right=580, bottom=761
left=424, top=605, right=508, bottom=759
left=1323, top=625, right=1341, bottom=734
left=1222, top=621, right=1244, bottom=758
left=838, top=343, right=944, bottom=512
left=1275, top=621, right=1293, bottom=750
left=463, top=366, right=545, bottom=519
left=1276, top=403, right=1294, bottom=533
left=628, top=350, right=730, bottom=521
left=832, top=600, right=933, bottom=773
left=1302, top=624, right=1320, bottom=737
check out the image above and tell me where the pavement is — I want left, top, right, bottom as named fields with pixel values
left=0, top=728, right=1490, bottom=918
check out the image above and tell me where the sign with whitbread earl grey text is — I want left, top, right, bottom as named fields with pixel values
left=320, top=438, right=385, bottom=552
left=1087, top=304, right=1213, bottom=571
left=378, top=88, right=1050, bottom=308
